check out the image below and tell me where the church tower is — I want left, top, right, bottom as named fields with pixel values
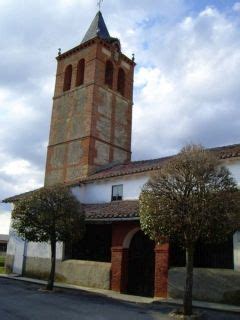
left=44, top=11, right=135, bottom=186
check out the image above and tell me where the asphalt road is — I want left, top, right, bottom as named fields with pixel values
left=0, top=278, right=239, bottom=320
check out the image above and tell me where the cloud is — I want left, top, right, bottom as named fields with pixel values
left=0, top=1, right=240, bottom=233
left=233, top=2, right=240, bottom=12
left=131, top=5, right=240, bottom=159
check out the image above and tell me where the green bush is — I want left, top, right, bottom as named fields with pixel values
left=0, top=256, right=5, bottom=267
left=0, top=256, right=5, bottom=274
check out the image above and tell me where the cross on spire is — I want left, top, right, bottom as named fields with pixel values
left=97, top=0, right=103, bottom=11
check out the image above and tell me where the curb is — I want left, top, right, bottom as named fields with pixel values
left=1, top=274, right=239, bottom=314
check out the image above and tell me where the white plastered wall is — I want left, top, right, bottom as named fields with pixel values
left=72, top=173, right=149, bottom=204
left=6, top=158, right=240, bottom=271
left=225, top=159, right=240, bottom=270
left=233, top=231, right=240, bottom=271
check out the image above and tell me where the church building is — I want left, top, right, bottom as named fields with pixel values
left=4, top=11, right=240, bottom=299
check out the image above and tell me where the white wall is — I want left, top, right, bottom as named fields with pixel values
left=72, top=173, right=149, bottom=204
left=26, top=242, right=63, bottom=259
left=225, top=159, right=240, bottom=186
left=7, top=229, right=63, bottom=260
left=233, top=231, right=240, bottom=271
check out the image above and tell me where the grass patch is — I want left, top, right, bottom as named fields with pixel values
left=0, top=256, right=6, bottom=274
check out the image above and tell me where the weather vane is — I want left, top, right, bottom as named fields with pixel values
left=97, top=0, right=103, bottom=11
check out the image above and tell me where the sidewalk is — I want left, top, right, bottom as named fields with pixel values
left=1, top=274, right=240, bottom=314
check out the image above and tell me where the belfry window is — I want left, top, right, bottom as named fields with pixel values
left=112, top=184, right=123, bottom=201
left=105, top=60, right=114, bottom=89
left=76, top=59, right=85, bottom=87
left=117, top=68, right=125, bottom=96
left=63, top=65, right=72, bottom=92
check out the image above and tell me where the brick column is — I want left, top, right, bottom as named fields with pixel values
left=111, top=246, right=128, bottom=292
left=154, top=243, right=169, bottom=298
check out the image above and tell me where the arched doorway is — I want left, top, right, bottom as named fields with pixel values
left=127, top=230, right=155, bottom=297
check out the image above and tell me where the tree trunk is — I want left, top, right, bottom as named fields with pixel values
left=183, top=244, right=194, bottom=315
left=46, top=239, right=56, bottom=291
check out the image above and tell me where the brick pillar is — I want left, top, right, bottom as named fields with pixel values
left=154, top=243, right=169, bottom=298
left=111, top=246, right=128, bottom=292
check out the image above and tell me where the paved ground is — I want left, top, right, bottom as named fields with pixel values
left=0, top=278, right=239, bottom=320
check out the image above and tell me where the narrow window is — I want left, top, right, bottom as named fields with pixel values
left=112, top=184, right=123, bottom=201
left=117, top=68, right=125, bottom=96
left=63, top=65, right=72, bottom=92
left=76, top=59, right=85, bottom=87
left=105, top=60, right=114, bottom=89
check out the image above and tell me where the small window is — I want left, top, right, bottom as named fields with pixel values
left=76, top=59, right=85, bottom=87
left=63, top=64, right=72, bottom=92
left=105, top=60, right=114, bottom=89
left=112, top=184, right=123, bottom=201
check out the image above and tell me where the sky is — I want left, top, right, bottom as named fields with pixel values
left=1, top=0, right=240, bottom=234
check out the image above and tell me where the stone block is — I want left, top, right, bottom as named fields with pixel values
left=74, top=88, right=88, bottom=114
left=50, top=145, right=66, bottom=169
left=45, top=169, right=64, bottom=186
left=94, top=141, right=110, bottom=165
left=67, top=141, right=84, bottom=165
left=115, top=97, right=128, bottom=125
left=113, top=148, right=128, bottom=163
left=66, top=165, right=88, bottom=181
left=114, top=124, right=127, bottom=149
left=96, top=116, right=111, bottom=142
left=98, top=87, right=112, bottom=118
left=69, top=115, right=88, bottom=140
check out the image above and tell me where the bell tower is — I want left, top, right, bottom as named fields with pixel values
left=44, top=11, right=135, bottom=186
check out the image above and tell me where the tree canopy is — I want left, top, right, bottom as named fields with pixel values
left=140, top=144, right=239, bottom=246
left=139, top=144, right=240, bottom=315
left=12, top=185, right=85, bottom=290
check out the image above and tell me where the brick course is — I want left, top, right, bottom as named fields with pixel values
left=45, top=38, right=135, bottom=186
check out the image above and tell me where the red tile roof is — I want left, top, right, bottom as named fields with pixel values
left=76, top=143, right=240, bottom=184
left=84, top=200, right=139, bottom=221
left=3, top=143, right=240, bottom=203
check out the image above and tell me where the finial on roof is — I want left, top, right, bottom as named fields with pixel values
left=58, top=48, right=61, bottom=56
left=97, top=0, right=103, bottom=11
left=132, top=53, right=135, bottom=62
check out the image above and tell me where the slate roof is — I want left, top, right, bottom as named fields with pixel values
left=81, top=11, right=111, bottom=44
left=3, top=143, right=240, bottom=203
left=84, top=200, right=139, bottom=221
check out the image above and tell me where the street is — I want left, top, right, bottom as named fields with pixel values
left=0, top=278, right=239, bottom=320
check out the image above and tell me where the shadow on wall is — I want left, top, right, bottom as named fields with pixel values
left=168, top=267, right=240, bottom=306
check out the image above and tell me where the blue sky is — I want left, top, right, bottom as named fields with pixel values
left=1, top=0, right=240, bottom=233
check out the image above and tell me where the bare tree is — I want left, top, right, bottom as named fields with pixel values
left=140, top=144, right=239, bottom=316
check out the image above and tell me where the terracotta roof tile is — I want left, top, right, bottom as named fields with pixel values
left=3, top=143, right=240, bottom=203
left=84, top=200, right=139, bottom=221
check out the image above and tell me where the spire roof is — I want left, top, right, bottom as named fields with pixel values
left=81, top=11, right=111, bottom=44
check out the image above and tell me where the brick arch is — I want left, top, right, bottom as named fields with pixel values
left=76, top=59, right=85, bottom=87
left=63, top=64, right=72, bottom=92
left=122, top=227, right=140, bottom=248
left=111, top=222, right=169, bottom=298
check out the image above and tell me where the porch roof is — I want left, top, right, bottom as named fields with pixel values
left=84, top=200, right=139, bottom=221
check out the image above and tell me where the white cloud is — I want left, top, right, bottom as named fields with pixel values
left=0, top=1, right=240, bottom=215
left=131, top=5, right=240, bottom=159
left=233, top=2, right=240, bottom=12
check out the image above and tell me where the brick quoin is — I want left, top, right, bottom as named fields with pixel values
left=154, top=243, right=169, bottom=298
left=45, top=37, right=135, bottom=186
